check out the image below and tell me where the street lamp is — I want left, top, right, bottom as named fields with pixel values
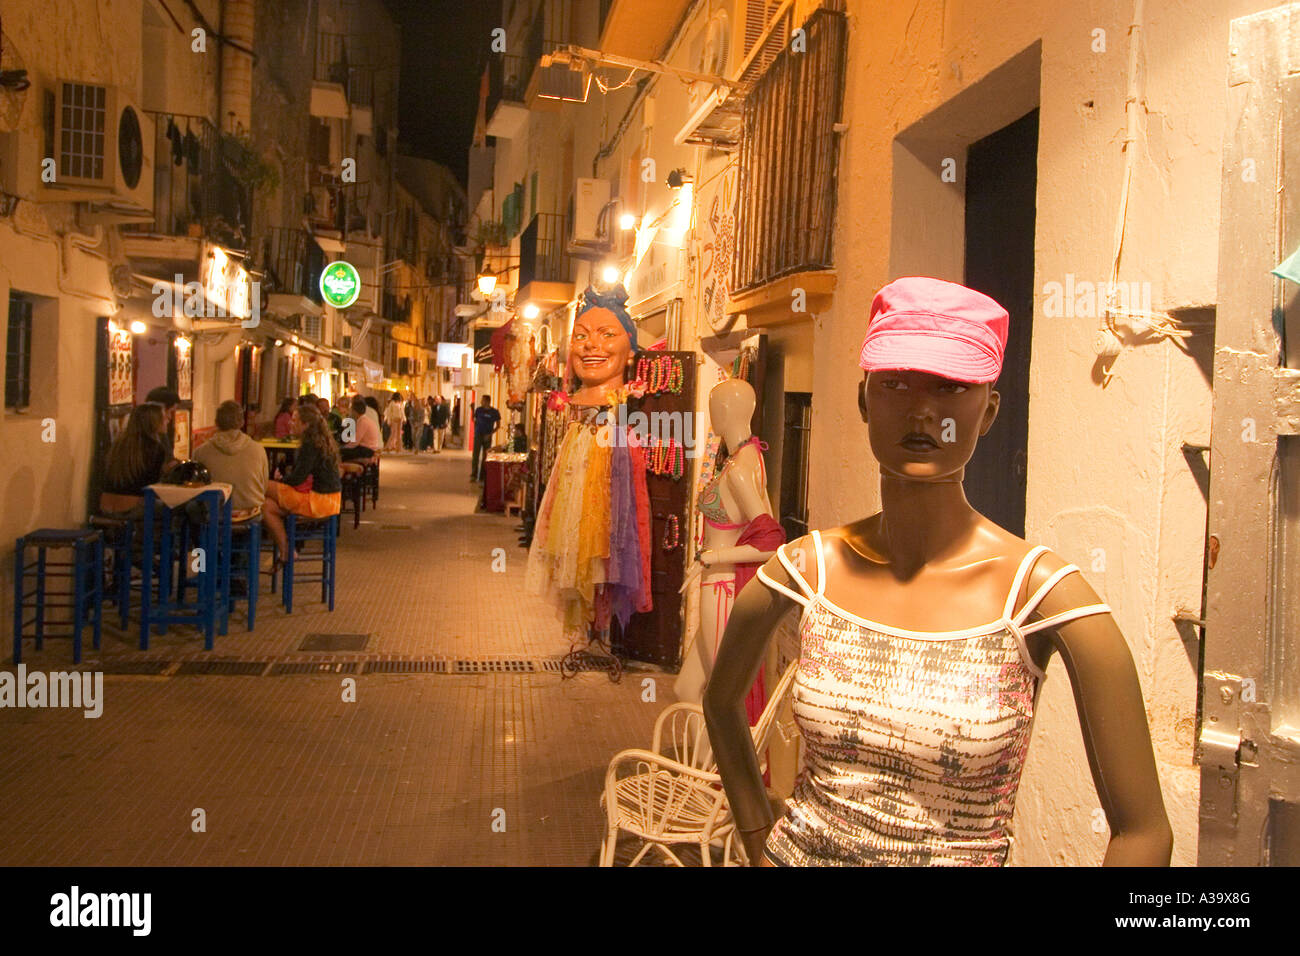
left=477, top=272, right=498, bottom=297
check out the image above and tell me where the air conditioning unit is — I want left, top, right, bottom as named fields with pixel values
left=568, top=177, right=612, bottom=257
left=55, top=81, right=154, bottom=221
left=675, top=0, right=789, bottom=148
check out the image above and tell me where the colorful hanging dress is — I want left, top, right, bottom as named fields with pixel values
left=525, top=393, right=653, bottom=641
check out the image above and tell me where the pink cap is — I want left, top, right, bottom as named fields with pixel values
left=858, top=277, right=1009, bottom=384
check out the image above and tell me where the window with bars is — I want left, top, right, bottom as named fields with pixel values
left=5, top=294, right=34, bottom=410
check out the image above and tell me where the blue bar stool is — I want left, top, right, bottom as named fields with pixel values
left=224, top=512, right=261, bottom=632
left=138, top=488, right=227, bottom=651
left=88, top=515, right=133, bottom=629
left=12, top=529, right=104, bottom=664
left=281, top=513, right=338, bottom=613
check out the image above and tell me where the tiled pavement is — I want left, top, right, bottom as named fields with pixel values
left=0, top=450, right=675, bottom=865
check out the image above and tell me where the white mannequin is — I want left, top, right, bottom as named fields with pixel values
left=675, top=379, right=778, bottom=702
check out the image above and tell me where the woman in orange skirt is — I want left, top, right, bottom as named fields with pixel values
left=262, top=403, right=342, bottom=568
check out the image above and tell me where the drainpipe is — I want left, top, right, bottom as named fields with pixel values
left=219, top=0, right=255, bottom=135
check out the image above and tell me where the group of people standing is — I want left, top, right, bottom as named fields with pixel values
left=382, top=391, right=452, bottom=455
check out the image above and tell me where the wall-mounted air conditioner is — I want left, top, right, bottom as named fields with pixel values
left=0, top=80, right=154, bottom=221
left=568, top=177, right=612, bottom=257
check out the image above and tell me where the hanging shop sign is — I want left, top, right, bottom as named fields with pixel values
left=695, top=161, right=737, bottom=332
left=175, top=335, right=193, bottom=401
left=107, top=321, right=134, bottom=406
left=199, top=244, right=255, bottom=324
left=319, top=260, right=362, bottom=309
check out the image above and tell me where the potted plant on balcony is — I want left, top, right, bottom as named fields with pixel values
left=474, top=219, right=508, bottom=249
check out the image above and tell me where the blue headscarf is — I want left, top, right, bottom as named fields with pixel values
left=576, top=284, right=636, bottom=344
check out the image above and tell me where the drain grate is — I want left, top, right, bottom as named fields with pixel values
left=299, top=633, right=369, bottom=652
left=269, top=661, right=359, bottom=676
left=95, top=660, right=172, bottom=675
left=175, top=660, right=269, bottom=676
left=454, top=659, right=536, bottom=673
left=362, top=660, right=446, bottom=674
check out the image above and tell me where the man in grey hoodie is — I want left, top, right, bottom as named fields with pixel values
left=194, top=400, right=269, bottom=513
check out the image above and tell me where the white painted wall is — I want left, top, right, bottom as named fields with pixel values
left=824, top=0, right=1273, bottom=866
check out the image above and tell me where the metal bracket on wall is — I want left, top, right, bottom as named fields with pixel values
left=1199, top=672, right=1247, bottom=828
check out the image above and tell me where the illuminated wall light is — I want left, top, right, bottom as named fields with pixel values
left=601, top=264, right=622, bottom=285
left=129, top=320, right=148, bottom=335
left=618, top=212, right=636, bottom=231
left=522, top=303, right=540, bottom=320
left=477, top=272, right=498, bottom=296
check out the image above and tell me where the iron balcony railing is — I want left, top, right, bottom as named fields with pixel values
left=731, top=7, right=848, bottom=295
left=518, top=212, right=570, bottom=288
left=348, top=65, right=374, bottom=109
left=122, top=111, right=246, bottom=238
left=381, top=271, right=413, bottom=323
left=263, top=226, right=324, bottom=304
left=487, top=53, right=529, bottom=121
left=315, top=32, right=350, bottom=85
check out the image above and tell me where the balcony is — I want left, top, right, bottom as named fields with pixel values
left=262, top=225, right=325, bottom=320
left=381, top=271, right=413, bottom=324
left=524, top=14, right=588, bottom=109
left=485, top=54, right=530, bottom=140
left=728, top=7, right=847, bottom=323
left=121, top=112, right=249, bottom=263
left=516, top=212, right=572, bottom=309
left=598, top=0, right=693, bottom=60
left=311, top=31, right=351, bottom=119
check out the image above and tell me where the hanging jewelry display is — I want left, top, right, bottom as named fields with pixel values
left=662, top=514, right=681, bottom=551
left=633, top=355, right=685, bottom=396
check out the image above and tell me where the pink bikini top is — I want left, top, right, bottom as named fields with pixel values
left=698, top=437, right=767, bottom=529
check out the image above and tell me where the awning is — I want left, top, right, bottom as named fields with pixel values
left=490, top=318, right=513, bottom=370
left=313, top=234, right=347, bottom=254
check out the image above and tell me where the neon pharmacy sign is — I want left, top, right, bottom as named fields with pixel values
left=319, top=260, right=361, bottom=308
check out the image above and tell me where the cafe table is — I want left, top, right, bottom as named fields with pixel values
left=258, top=438, right=298, bottom=479
left=138, top=483, right=233, bottom=650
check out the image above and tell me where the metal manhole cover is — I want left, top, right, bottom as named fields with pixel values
left=269, top=661, right=359, bottom=675
left=299, top=633, right=369, bottom=652
left=362, top=660, right=446, bottom=674
left=175, top=660, right=268, bottom=676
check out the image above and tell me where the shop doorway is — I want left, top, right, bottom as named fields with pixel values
left=962, top=108, right=1038, bottom=538
left=1200, top=3, right=1300, bottom=865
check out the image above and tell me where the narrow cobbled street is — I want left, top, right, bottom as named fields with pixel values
left=0, top=451, right=666, bottom=865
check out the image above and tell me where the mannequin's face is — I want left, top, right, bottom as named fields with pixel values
left=859, top=370, right=999, bottom=481
left=569, top=307, right=631, bottom=390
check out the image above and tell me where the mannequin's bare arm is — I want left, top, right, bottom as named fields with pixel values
left=700, top=447, right=778, bottom=567
left=1029, top=564, right=1174, bottom=866
left=703, top=548, right=803, bottom=863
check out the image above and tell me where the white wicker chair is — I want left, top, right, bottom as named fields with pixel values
left=599, top=661, right=799, bottom=867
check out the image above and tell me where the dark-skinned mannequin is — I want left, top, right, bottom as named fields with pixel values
left=702, top=368, right=1174, bottom=866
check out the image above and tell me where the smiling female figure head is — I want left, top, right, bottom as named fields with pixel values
left=568, top=284, right=636, bottom=407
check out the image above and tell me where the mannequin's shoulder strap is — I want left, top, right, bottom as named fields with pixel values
left=756, top=531, right=824, bottom=606
left=1004, top=546, right=1112, bottom=635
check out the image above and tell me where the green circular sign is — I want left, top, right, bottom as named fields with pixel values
left=319, top=260, right=361, bottom=308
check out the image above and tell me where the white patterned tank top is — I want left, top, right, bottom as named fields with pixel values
left=755, top=531, right=1111, bottom=866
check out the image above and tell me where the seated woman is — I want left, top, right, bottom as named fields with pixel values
left=100, top=403, right=175, bottom=516
left=261, top=404, right=342, bottom=567
left=272, top=398, right=295, bottom=439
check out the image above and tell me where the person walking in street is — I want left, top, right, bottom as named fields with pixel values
left=431, top=395, right=450, bottom=453
left=383, top=391, right=404, bottom=452
left=408, top=393, right=428, bottom=454
left=471, top=395, right=501, bottom=482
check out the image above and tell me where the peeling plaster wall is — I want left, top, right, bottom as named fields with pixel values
left=825, top=0, right=1268, bottom=865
